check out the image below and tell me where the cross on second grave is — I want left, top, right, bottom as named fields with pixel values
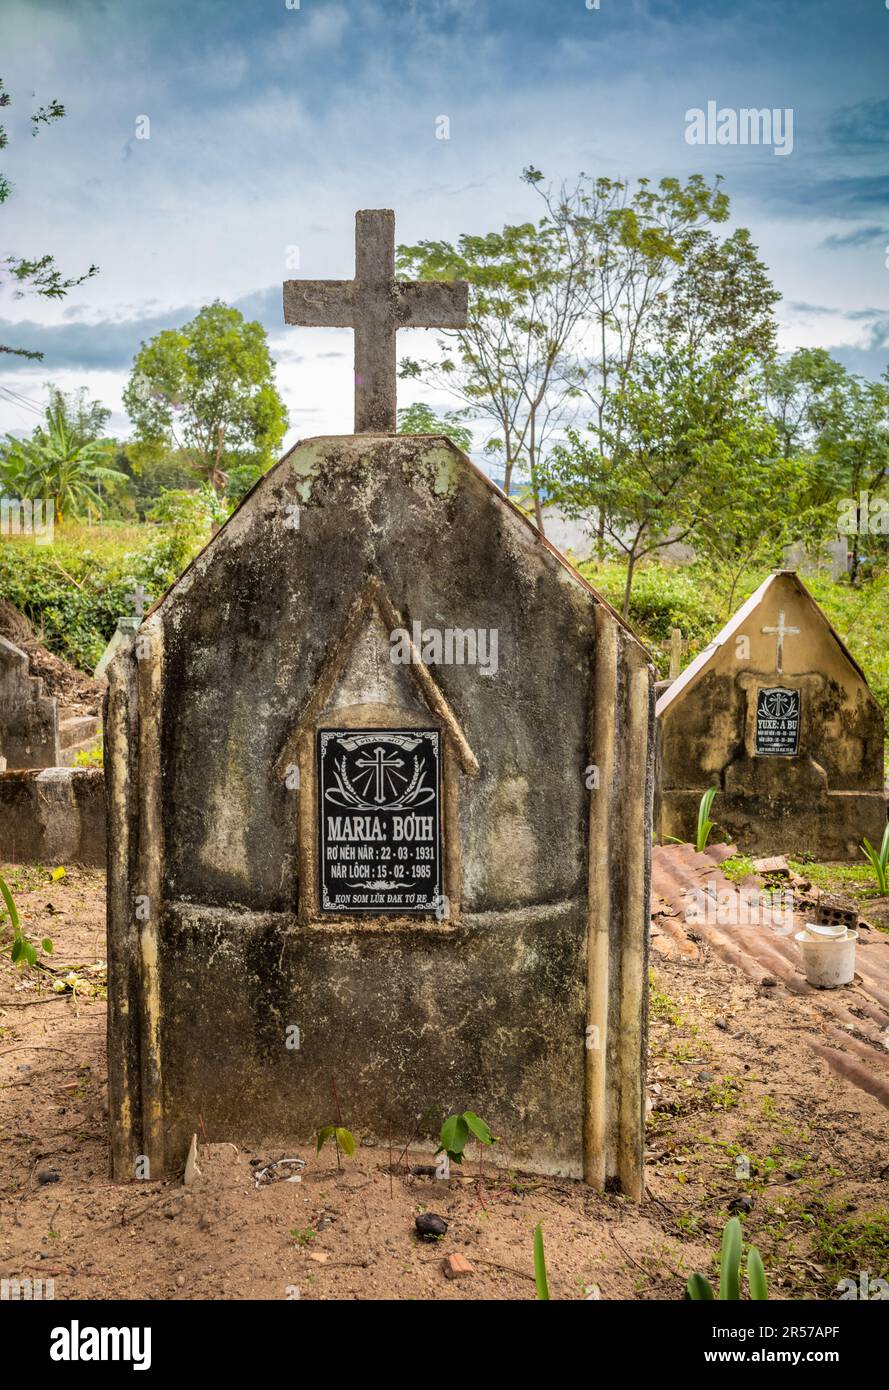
left=127, top=584, right=148, bottom=620
left=283, top=209, right=468, bottom=434
left=761, top=610, right=800, bottom=675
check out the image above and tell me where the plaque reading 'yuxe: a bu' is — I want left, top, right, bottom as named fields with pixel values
left=755, top=686, right=801, bottom=756
left=318, top=729, right=442, bottom=914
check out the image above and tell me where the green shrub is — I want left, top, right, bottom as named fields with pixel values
left=0, top=509, right=208, bottom=670
left=580, top=562, right=719, bottom=642
left=806, top=572, right=889, bottom=724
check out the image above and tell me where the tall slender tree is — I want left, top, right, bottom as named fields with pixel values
left=398, top=170, right=733, bottom=534
left=397, top=210, right=593, bottom=526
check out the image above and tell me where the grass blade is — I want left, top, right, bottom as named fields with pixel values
left=747, top=1245, right=768, bottom=1301
left=0, top=874, right=21, bottom=933
left=719, top=1216, right=742, bottom=1301
left=696, top=788, right=718, bottom=852
left=533, top=1223, right=550, bottom=1300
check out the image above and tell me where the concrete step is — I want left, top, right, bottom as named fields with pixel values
left=59, top=714, right=100, bottom=750
left=60, top=733, right=102, bottom=767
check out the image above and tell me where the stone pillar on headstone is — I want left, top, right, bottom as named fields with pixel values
left=94, top=617, right=141, bottom=681
left=669, top=628, right=682, bottom=682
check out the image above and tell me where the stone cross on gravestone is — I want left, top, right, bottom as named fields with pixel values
left=761, top=609, right=800, bottom=675
left=283, top=209, right=469, bottom=434
left=127, top=584, right=148, bottom=620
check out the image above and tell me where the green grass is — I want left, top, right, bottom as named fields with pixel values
left=807, top=571, right=889, bottom=723
left=809, top=1205, right=889, bottom=1285
left=649, top=969, right=684, bottom=1025
left=789, top=859, right=885, bottom=899
left=704, top=1076, right=742, bottom=1112
left=720, top=854, right=756, bottom=884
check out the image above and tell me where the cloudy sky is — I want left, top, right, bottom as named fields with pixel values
left=1, top=0, right=887, bottom=456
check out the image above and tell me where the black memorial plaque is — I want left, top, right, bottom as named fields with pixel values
left=317, top=728, right=442, bottom=914
left=755, top=687, right=801, bottom=756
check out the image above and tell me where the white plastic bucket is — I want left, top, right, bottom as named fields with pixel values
left=804, top=922, right=848, bottom=941
left=795, top=928, right=858, bottom=988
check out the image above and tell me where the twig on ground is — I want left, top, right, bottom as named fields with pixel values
left=0, top=996, right=68, bottom=1008
left=0, top=1045, right=78, bottom=1057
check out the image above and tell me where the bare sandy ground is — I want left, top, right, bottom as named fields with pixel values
left=1, top=863, right=887, bottom=1300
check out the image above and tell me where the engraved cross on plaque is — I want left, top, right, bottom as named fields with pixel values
left=283, top=209, right=469, bottom=434
left=356, top=745, right=404, bottom=805
left=761, top=610, right=800, bottom=675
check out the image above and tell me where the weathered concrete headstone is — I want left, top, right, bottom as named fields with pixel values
left=106, top=210, right=654, bottom=1194
left=0, top=635, right=60, bottom=767
left=655, top=571, right=886, bottom=858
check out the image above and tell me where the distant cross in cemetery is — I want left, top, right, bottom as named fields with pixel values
left=127, top=584, right=148, bottom=620
left=761, top=610, right=800, bottom=675
left=283, top=209, right=469, bottom=433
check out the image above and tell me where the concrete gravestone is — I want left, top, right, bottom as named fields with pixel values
left=106, top=210, right=654, bottom=1194
left=655, top=570, right=886, bottom=858
left=0, top=636, right=59, bottom=766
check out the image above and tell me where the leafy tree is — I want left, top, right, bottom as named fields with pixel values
left=532, top=173, right=782, bottom=587
left=112, top=440, right=199, bottom=520
left=1, top=398, right=122, bottom=522
left=655, top=226, right=780, bottom=365
left=809, top=367, right=889, bottom=582
left=0, top=77, right=98, bottom=359
left=396, top=401, right=472, bottom=452
left=693, top=447, right=820, bottom=615
left=756, top=348, right=855, bottom=570
left=543, top=347, right=778, bottom=618
left=760, top=348, right=846, bottom=457
left=223, top=453, right=267, bottom=507
left=147, top=484, right=227, bottom=538
left=398, top=190, right=601, bottom=524
left=398, top=171, right=743, bottom=537
left=760, top=351, right=889, bottom=580
left=45, top=385, right=111, bottom=447
left=528, top=170, right=735, bottom=547
left=123, top=301, right=288, bottom=495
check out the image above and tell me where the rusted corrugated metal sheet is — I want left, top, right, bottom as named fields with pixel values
left=651, top=843, right=889, bottom=1109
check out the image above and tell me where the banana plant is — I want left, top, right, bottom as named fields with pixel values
left=1, top=402, right=121, bottom=522
left=686, top=1216, right=768, bottom=1300
left=860, top=822, right=889, bottom=895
